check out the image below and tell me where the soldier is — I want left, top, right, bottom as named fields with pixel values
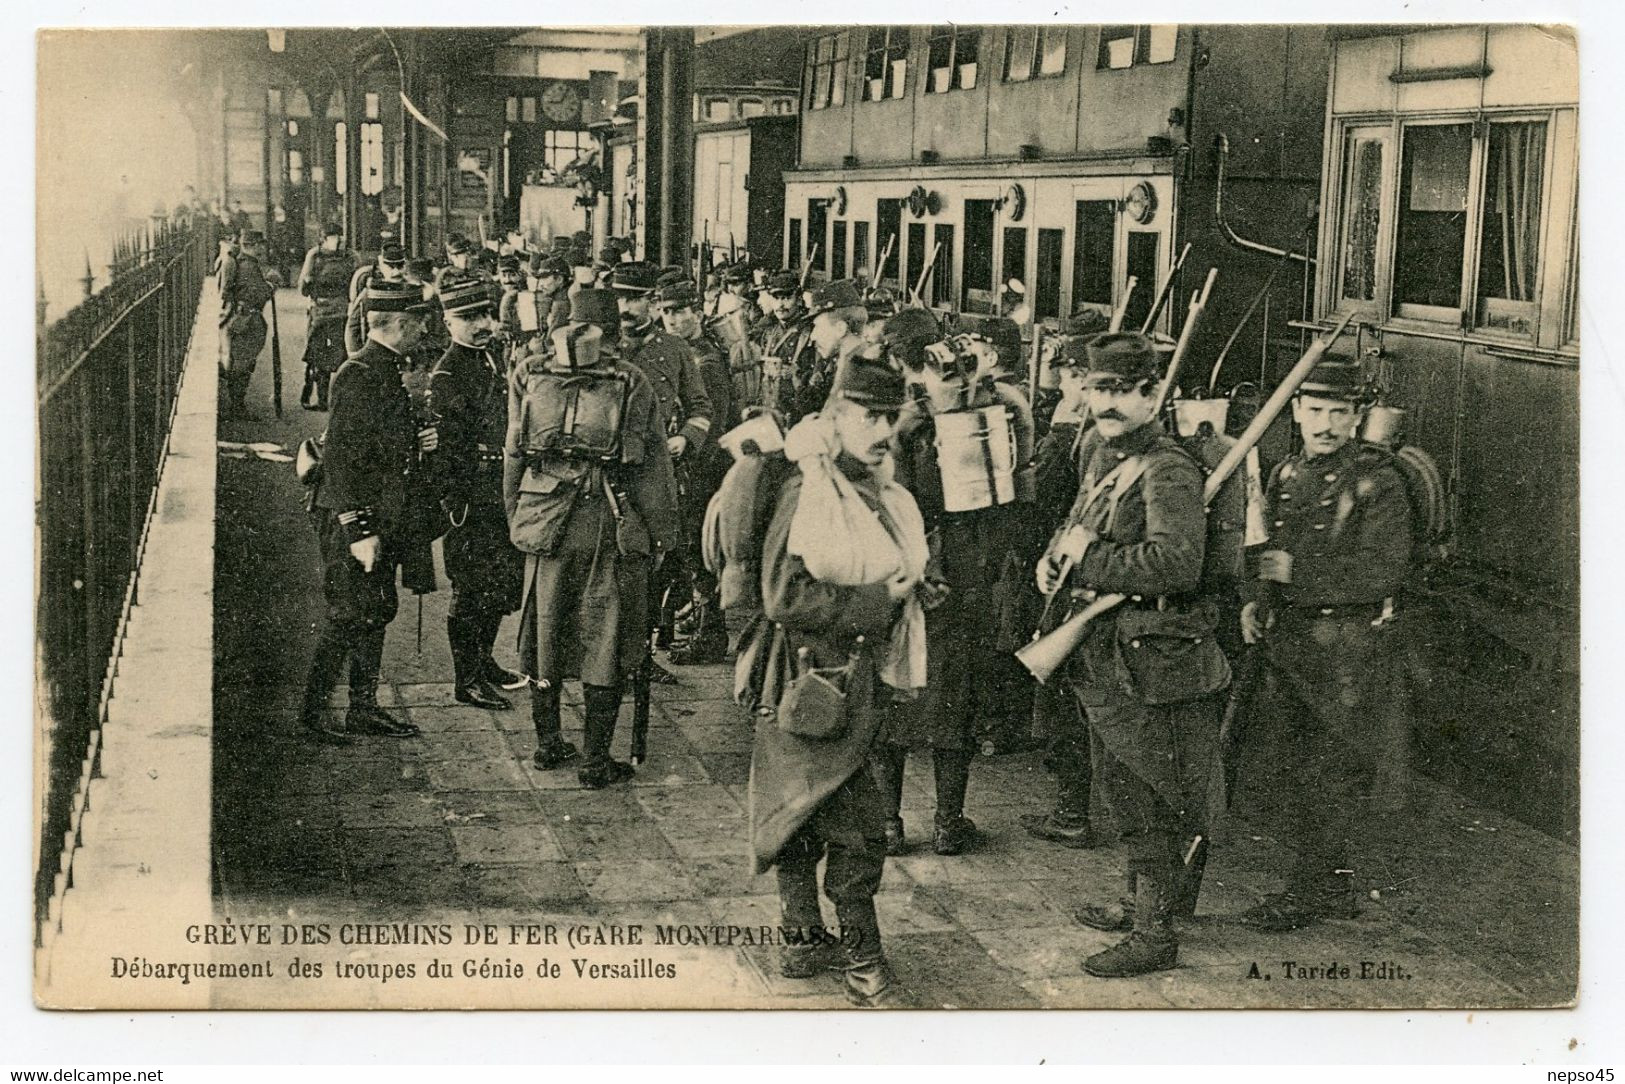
left=613, top=262, right=715, bottom=648
left=755, top=270, right=814, bottom=420
left=428, top=274, right=530, bottom=712
left=344, top=241, right=408, bottom=357
left=298, top=279, right=439, bottom=744
left=1020, top=336, right=1105, bottom=848
left=434, top=235, right=477, bottom=289
left=296, top=223, right=355, bottom=411
left=874, top=321, right=1033, bottom=856
left=1236, top=357, right=1412, bottom=932
left=519, top=252, right=573, bottom=346
left=796, top=281, right=870, bottom=420
left=716, top=263, right=757, bottom=321
left=504, top=289, right=679, bottom=785
left=218, top=229, right=282, bottom=419
left=654, top=279, right=735, bottom=666
left=744, top=355, right=927, bottom=1006
left=1035, top=332, right=1229, bottom=977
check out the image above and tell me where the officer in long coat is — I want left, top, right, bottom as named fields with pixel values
left=299, top=280, right=438, bottom=744
left=218, top=229, right=281, bottom=418
left=613, top=262, right=714, bottom=648
left=296, top=222, right=355, bottom=410
left=1237, top=357, right=1413, bottom=931
left=1035, top=333, right=1230, bottom=978
left=429, top=274, right=529, bottom=712
left=504, top=289, right=679, bottom=787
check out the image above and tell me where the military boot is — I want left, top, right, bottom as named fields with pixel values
left=1083, top=872, right=1178, bottom=978
left=577, top=683, right=635, bottom=788
left=1074, top=874, right=1137, bottom=933
left=449, top=616, right=510, bottom=710
left=530, top=680, right=579, bottom=770
left=1019, top=810, right=1102, bottom=849
left=346, top=629, right=420, bottom=737
left=299, top=630, right=353, bottom=746
left=477, top=612, right=528, bottom=690
left=933, top=815, right=979, bottom=856
left=839, top=956, right=900, bottom=1008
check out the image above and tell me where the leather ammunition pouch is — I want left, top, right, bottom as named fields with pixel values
left=774, top=654, right=855, bottom=742
left=1112, top=606, right=1231, bottom=706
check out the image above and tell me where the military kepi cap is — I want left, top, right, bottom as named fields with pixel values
left=570, top=288, right=622, bottom=336
left=611, top=262, right=659, bottom=294
left=365, top=278, right=434, bottom=313
left=807, top=279, right=864, bottom=317
left=440, top=274, right=496, bottom=316
left=379, top=241, right=407, bottom=265
left=834, top=355, right=908, bottom=411
left=1298, top=357, right=1361, bottom=400
left=1083, top=332, right=1161, bottom=388
left=240, top=229, right=266, bottom=246
left=654, top=280, right=701, bottom=308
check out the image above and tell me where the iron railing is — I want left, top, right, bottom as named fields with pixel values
left=34, top=216, right=218, bottom=929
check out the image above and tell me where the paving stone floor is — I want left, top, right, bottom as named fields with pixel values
left=208, top=290, right=1578, bottom=1010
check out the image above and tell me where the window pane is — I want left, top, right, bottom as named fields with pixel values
left=832, top=220, right=848, bottom=279
left=932, top=224, right=955, bottom=307
left=1394, top=123, right=1471, bottom=313
left=928, top=29, right=953, bottom=93
left=1001, top=227, right=1028, bottom=296
left=288, top=149, right=304, bottom=185
left=335, top=122, right=347, bottom=195
left=1100, top=27, right=1136, bottom=69
left=741, top=99, right=765, bottom=118
left=1073, top=200, right=1116, bottom=306
left=361, top=122, right=384, bottom=196
left=1476, top=120, right=1546, bottom=334
left=853, top=221, right=871, bottom=280
left=707, top=98, right=731, bottom=121
left=1039, top=27, right=1068, bottom=75
left=1124, top=232, right=1160, bottom=330
left=365, top=92, right=380, bottom=120
left=807, top=199, right=829, bottom=271
left=1339, top=135, right=1386, bottom=304
left=506, top=96, right=519, bottom=123
left=963, top=199, right=997, bottom=302
left=831, top=57, right=846, bottom=106
left=955, top=29, right=980, bottom=89
left=1006, top=27, right=1037, bottom=82
left=521, top=97, right=537, bottom=123
left=1035, top=228, right=1064, bottom=319
left=1147, top=25, right=1177, bottom=64
left=906, top=221, right=927, bottom=295
left=877, top=199, right=903, bottom=281
left=788, top=217, right=802, bottom=271
left=889, top=58, right=907, bottom=98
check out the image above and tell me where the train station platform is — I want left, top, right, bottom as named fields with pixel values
left=43, top=286, right=1582, bottom=1010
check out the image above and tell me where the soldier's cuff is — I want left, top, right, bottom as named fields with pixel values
left=337, top=508, right=378, bottom=544
left=679, top=421, right=709, bottom=449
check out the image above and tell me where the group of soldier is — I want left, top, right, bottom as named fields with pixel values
left=218, top=220, right=1415, bottom=1009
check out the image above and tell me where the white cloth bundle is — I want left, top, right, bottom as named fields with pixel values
left=783, top=414, right=929, bottom=693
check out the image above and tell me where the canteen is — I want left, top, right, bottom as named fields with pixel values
left=1172, top=395, right=1229, bottom=438
left=934, top=405, right=1016, bottom=512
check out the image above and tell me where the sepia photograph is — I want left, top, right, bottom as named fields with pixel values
left=30, top=19, right=1584, bottom=1016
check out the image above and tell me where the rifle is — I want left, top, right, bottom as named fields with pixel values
left=870, top=234, right=896, bottom=291
left=911, top=240, right=942, bottom=308
left=1106, top=275, right=1138, bottom=332
left=1209, top=252, right=1290, bottom=393
left=631, top=616, right=655, bottom=766
left=799, top=244, right=820, bottom=291
left=270, top=292, right=284, bottom=417
left=1016, top=311, right=1356, bottom=684
left=1139, top=241, right=1193, bottom=334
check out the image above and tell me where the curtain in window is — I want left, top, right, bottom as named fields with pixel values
left=1487, top=122, right=1545, bottom=303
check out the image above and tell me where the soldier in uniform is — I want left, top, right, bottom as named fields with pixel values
left=654, top=279, right=735, bottom=666
left=345, top=241, right=409, bottom=356
left=296, top=223, right=355, bottom=411
left=434, top=235, right=477, bottom=289
left=1236, top=357, right=1413, bottom=931
left=1035, top=333, right=1229, bottom=977
left=217, top=229, right=282, bottom=419
left=298, top=280, right=439, bottom=744
left=428, top=274, right=530, bottom=712
left=504, top=289, right=679, bottom=785
left=755, top=270, right=814, bottom=420
left=744, top=355, right=926, bottom=1006
left=874, top=321, right=1033, bottom=857
left=613, top=263, right=715, bottom=649
left=793, top=280, right=870, bottom=424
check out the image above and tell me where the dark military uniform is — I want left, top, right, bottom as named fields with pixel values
left=757, top=313, right=815, bottom=422
left=345, top=247, right=407, bottom=357
left=430, top=288, right=527, bottom=707
left=1046, top=335, right=1230, bottom=976
left=504, top=293, right=679, bottom=786
left=299, top=280, right=436, bottom=743
left=218, top=241, right=278, bottom=415
left=297, top=239, right=355, bottom=409
left=1242, top=423, right=1412, bottom=927
left=875, top=377, right=1029, bottom=855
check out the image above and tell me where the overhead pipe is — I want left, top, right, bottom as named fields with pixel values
left=1213, top=133, right=1314, bottom=266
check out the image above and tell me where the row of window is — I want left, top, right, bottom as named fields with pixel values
left=698, top=95, right=797, bottom=123
left=809, top=25, right=1178, bottom=110
left=786, top=195, right=1160, bottom=325
left=1331, top=112, right=1577, bottom=346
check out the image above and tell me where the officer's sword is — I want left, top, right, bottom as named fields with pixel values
left=270, top=292, right=284, bottom=417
